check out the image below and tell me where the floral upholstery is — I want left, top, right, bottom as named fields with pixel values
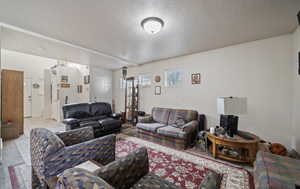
left=57, top=168, right=114, bottom=189
left=254, top=151, right=300, bottom=189
left=57, top=147, right=178, bottom=189
left=30, top=127, right=116, bottom=189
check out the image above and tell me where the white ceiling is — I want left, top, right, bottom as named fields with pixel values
left=0, top=0, right=300, bottom=66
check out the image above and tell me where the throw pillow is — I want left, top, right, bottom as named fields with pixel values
left=199, top=170, right=221, bottom=189
left=171, top=118, right=186, bottom=128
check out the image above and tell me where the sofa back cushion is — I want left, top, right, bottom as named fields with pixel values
left=168, top=109, right=198, bottom=125
left=152, top=107, right=171, bottom=124
left=62, top=103, right=90, bottom=119
left=90, top=102, right=112, bottom=116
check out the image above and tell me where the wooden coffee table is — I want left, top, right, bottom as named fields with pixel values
left=207, top=130, right=259, bottom=164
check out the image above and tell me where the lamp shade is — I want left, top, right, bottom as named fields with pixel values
left=217, top=97, right=247, bottom=115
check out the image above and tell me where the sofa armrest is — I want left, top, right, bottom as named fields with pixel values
left=62, top=118, right=80, bottom=125
left=95, top=147, right=149, bottom=189
left=109, top=113, right=121, bottom=119
left=56, top=127, right=94, bottom=146
left=138, top=116, right=154, bottom=123
left=182, top=120, right=199, bottom=133
left=44, top=135, right=116, bottom=179
left=57, top=168, right=114, bottom=189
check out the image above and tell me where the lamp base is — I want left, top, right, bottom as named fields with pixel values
left=220, top=115, right=239, bottom=137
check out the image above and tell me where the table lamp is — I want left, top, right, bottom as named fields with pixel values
left=217, top=97, right=247, bottom=137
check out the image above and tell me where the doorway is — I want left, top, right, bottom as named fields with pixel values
left=24, top=78, right=32, bottom=118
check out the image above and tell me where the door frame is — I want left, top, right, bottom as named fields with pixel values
left=24, top=77, right=33, bottom=118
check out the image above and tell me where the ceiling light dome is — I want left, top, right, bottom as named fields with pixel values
left=141, top=17, right=164, bottom=35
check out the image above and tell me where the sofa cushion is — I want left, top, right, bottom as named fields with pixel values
left=136, top=123, right=166, bottom=133
left=62, top=103, right=90, bottom=119
left=157, top=126, right=187, bottom=139
left=152, top=107, right=171, bottom=124
left=131, top=173, right=179, bottom=189
left=168, top=109, right=198, bottom=125
left=90, top=102, right=112, bottom=116
left=67, top=111, right=91, bottom=119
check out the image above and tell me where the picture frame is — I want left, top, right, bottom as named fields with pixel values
left=61, top=75, right=68, bottom=83
left=191, top=73, right=201, bottom=84
left=298, top=52, right=300, bottom=75
left=155, top=86, right=161, bottom=95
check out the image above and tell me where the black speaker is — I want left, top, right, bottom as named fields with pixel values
left=298, top=11, right=300, bottom=25
left=220, top=115, right=239, bottom=137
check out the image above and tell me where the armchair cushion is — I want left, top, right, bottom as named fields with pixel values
left=132, top=174, right=179, bottom=189
left=136, top=123, right=166, bottom=133
left=57, top=168, right=114, bottom=189
left=56, top=127, right=94, bottom=146
left=95, top=147, right=149, bottom=189
left=157, top=126, right=186, bottom=139
left=43, top=134, right=116, bottom=179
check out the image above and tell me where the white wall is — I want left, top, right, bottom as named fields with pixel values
left=49, top=62, right=90, bottom=121
left=1, top=49, right=57, bottom=117
left=113, top=35, right=294, bottom=148
left=291, top=27, right=300, bottom=152
left=90, top=66, right=113, bottom=104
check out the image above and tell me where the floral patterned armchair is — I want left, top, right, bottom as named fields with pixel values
left=30, top=127, right=116, bottom=189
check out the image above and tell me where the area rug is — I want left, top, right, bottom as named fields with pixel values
left=117, top=134, right=253, bottom=189
left=9, top=134, right=253, bottom=189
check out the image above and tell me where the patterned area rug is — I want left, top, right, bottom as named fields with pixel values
left=9, top=134, right=253, bottom=189
left=117, top=135, right=253, bottom=189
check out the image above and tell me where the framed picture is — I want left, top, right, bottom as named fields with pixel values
left=155, top=86, right=161, bottom=95
left=191, top=73, right=201, bottom=84
left=84, top=75, right=90, bottom=84
left=61, top=75, right=68, bottom=83
left=298, top=52, right=300, bottom=75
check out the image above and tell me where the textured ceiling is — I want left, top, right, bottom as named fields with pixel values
left=0, top=0, right=299, bottom=66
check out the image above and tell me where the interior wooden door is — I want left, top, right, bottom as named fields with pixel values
left=1, top=69, right=24, bottom=135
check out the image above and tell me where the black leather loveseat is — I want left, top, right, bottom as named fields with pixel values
left=62, top=102, right=121, bottom=137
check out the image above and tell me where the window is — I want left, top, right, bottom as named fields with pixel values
left=138, top=74, right=152, bottom=87
left=164, top=69, right=183, bottom=87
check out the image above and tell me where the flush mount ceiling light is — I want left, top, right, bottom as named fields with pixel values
left=141, top=17, right=164, bottom=35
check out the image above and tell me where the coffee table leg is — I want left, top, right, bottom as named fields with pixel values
left=212, top=142, right=217, bottom=158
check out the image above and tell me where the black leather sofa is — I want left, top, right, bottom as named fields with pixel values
left=62, top=102, right=121, bottom=137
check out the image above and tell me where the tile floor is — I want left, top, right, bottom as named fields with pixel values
left=0, top=118, right=65, bottom=189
